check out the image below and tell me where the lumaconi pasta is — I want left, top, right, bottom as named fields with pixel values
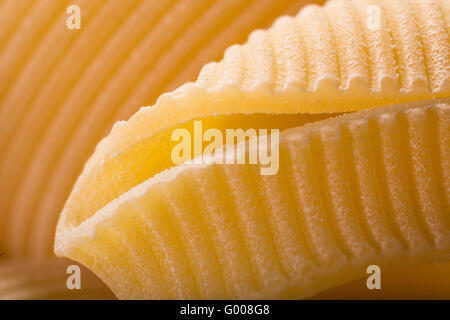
left=56, top=99, right=450, bottom=299
left=56, top=0, right=450, bottom=233
left=55, top=0, right=450, bottom=299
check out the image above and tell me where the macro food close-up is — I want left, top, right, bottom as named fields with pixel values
left=0, top=0, right=449, bottom=309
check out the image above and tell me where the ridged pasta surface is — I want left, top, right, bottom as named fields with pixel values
left=57, top=99, right=450, bottom=299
